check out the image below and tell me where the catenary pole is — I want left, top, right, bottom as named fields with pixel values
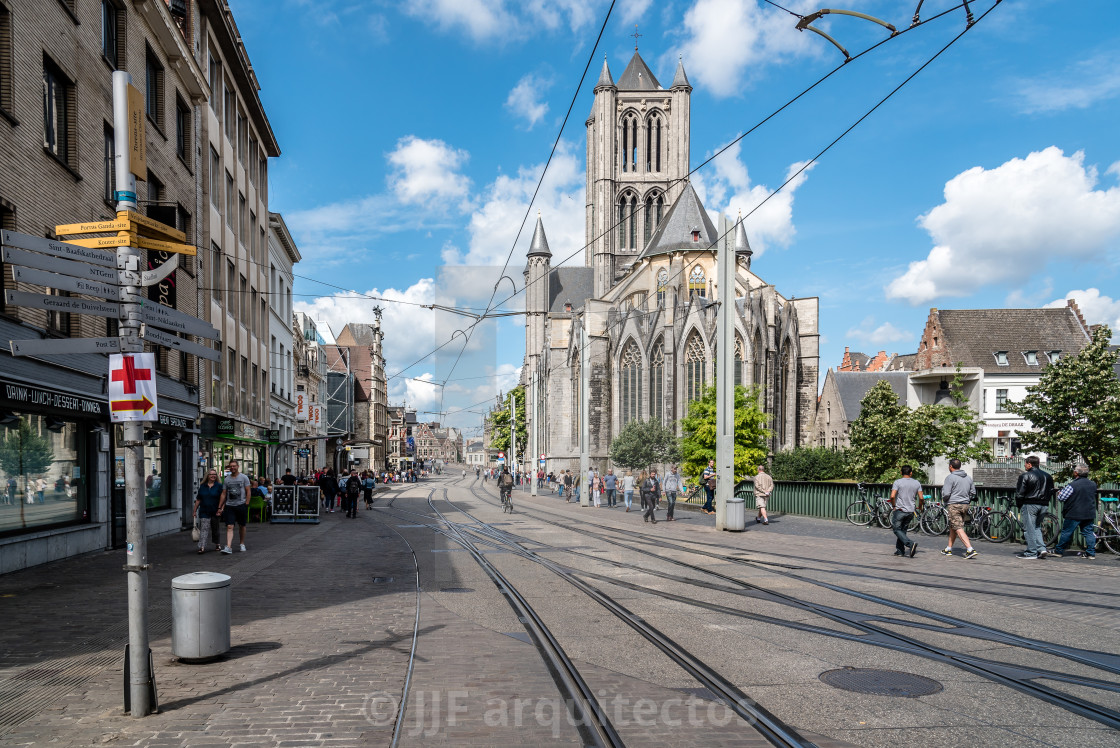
left=530, top=369, right=538, bottom=496
left=509, top=391, right=516, bottom=478
left=579, top=322, right=590, bottom=507
left=113, top=70, right=152, bottom=716
left=715, top=227, right=736, bottom=530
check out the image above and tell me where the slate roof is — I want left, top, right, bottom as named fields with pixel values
left=835, top=371, right=910, bottom=421
left=548, top=267, right=595, bottom=313
left=937, top=308, right=1089, bottom=374
left=617, top=51, right=661, bottom=90
left=637, top=182, right=718, bottom=259
left=596, top=57, right=614, bottom=88
left=887, top=353, right=917, bottom=371
left=527, top=215, right=551, bottom=258
left=671, top=58, right=690, bottom=89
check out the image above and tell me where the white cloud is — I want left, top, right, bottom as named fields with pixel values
left=693, top=141, right=813, bottom=256
left=1044, top=289, right=1120, bottom=336
left=506, top=74, right=551, bottom=130
left=669, top=0, right=820, bottom=97
left=402, top=0, right=599, bottom=43
left=845, top=316, right=912, bottom=346
left=387, top=136, right=472, bottom=210
left=619, top=0, right=653, bottom=24
left=886, top=147, right=1120, bottom=304
left=1012, top=52, right=1120, bottom=114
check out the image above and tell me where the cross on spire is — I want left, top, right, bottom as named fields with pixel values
left=630, top=24, right=642, bottom=50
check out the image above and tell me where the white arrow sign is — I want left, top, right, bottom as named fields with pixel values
left=141, top=301, right=219, bottom=340
left=141, top=254, right=179, bottom=286
left=0, top=229, right=117, bottom=268
left=5, top=290, right=120, bottom=318
left=141, top=324, right=221, bottom=362
left=10, top=266, right=121, bottom=300
left=10, top=337, right=121, bottom=357
left=1, top=246, right=119, bottom=284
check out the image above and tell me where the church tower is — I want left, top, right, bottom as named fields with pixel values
left=586, top=48, right=691, bottom=297
left=523, top=214, right=552, bottom=385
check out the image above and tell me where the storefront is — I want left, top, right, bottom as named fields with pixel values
left=200, top=416, right=270, bottom=480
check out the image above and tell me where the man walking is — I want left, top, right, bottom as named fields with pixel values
left=281, top=468, right=297, bottom=486
left=219, top=460, right=251, bottom=554
left=1014, top=455, right=1054, bottom=559
left=1050, top=464, right=1098, bottom=559
left=701, top=459, right=716, bottom=514
left=563, top=470, right=572, bottom=500
left=342, top=470, right=362, bottom=518
left=662, top=466, right=683, bottom=521
left=890, top=466, right=922, bottom=557
left=941, top=458, right=978, bottom=559
left=753, top=465, right=773, bottom=525
left=604, top=469, right=618, bottom=508
left=641, top=469, right=661, bottom=524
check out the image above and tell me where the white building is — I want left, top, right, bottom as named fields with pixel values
left=268, top=213, right=300, bottom=474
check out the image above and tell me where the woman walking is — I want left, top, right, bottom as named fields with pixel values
left=592, top=473, right=602, bottom=508
left=193, top=469, right=223, bottom=553
left=622, top=471, right=635, bottom=512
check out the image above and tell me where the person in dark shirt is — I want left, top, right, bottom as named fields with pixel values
left=281, top=468, right=297, bottom=486
left=193, top=469, right=223, bottom=554
left=1051, top=464, right=1099, bottom=559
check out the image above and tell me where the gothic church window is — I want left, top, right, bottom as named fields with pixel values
left=646, top=114, right=663, bottom=172
left=620, top=341, right=641, bottom=426
left=685, top=333, right=706, bottom=404
left=753, top=332, right=764, bottom=390
left=656, top=268, right=668, bottom=306
left=621, top=113, right=638, bottom=173
left=629, top=195, right=637, bottom=249
left=650, top=340, right=664, bottom=424
left=688, top=266, right=706, bottom=298
left=734, top=336, right=744, bottom=387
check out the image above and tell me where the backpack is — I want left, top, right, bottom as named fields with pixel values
left=346, top=477, right=361, bottom=499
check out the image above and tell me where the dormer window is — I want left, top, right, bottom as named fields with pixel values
left=1047, top=350, right=1061, bottom=363
left=1024, top=351, right=1038, bottom=365
left=691, top=230, right=700, bottom=242
left=994, top=351, right=1009, bottom=366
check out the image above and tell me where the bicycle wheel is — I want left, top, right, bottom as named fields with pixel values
left=1041, top=514, right=1060, bottom=547
left=983, top=511, right=1015, bottom=543
left=921, top=507, right=948, bottom=536
left=845, top=500, right=874, bottom=526
left=874, top=501, right=893, bottom=529
left=1099, top=521, right=1120, bottom=555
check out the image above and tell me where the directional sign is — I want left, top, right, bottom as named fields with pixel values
left=1, top=229, right=117, bottom=268
left=5, top=290, right=120, bottom=319
left=11, top=266, right=121, bottom=301
left=141, top=324, right=221, bottom=362
left=1, top=246, right=120, bottom=284
left=11, top=337, right=121, bottom=357
left=64, top=234, right=130, bottom=250
left=109, top=353, right=157, bottom=422
left=65, top=231, right=196, bottom=256
left=141, top=301, right=219, bottom=340
left=141, top=255, right=179, bottom=286
left=118, top=210, right=186, bottom=242
left=54, top=218, right=131, bottom=236
left=136, top=234, right=196, bottom=257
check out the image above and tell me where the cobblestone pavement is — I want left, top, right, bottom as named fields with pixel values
left=1, top=475, right=1117, bottom=747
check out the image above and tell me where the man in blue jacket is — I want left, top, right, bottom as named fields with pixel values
left=1050, top=464, right=1098, bottom=559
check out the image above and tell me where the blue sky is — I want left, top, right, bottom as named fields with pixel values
left=228, top=0, right=1120, bottom=436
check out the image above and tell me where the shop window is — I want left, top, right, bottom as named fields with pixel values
left=142, top=435, right=170, bottom=510
left=0, top=413, right=89, bottom=535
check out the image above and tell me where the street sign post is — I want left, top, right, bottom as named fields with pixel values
left=53, top=218, right=132, bottom=235
left=10, top=266, right=121, bottom=300
left=0, top=229, right=117, bottom=267
left=5, top=290, right=120, bottom=318
left=0, top=246, right=120, bottom=284
left=140, top=325, right=221, bottom=362
left=108, top=353, right=158, bottom=422
left=141, top=301, right=219, bottom=339
left=10, top=337, right=121, bottom=356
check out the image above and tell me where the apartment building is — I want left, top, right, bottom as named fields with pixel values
left=293, top=311, right=326, bottom=476
left=0, top=0, right=208, bottom=572
left=333, top=322, right=389, bottom=471
left=267, top=212, right=299, bottom=473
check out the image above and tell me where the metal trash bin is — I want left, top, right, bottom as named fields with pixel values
left=171, top=572, right=231, bottom=661
left=725, top=497, right=746, bottom=531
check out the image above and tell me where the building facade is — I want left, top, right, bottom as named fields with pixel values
left=292, top=311, right=326, bottom=476
left=333, top=321, right=388, bottom=471
left=267, top=212, right=299, bottom=474
left=813, top=370, right=910, bottom=449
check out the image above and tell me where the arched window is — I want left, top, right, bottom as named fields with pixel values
left=629, top=195, right=637, bottom=250
left=620, top=341, right=641, bottom=427
left=734, top=336, right=745, bottom=387
left=654, top=194, right=664, bottom=228
left=644, top=196, right=653, bottom=247
left=650, top=339, right=664, bottom=424
left=778, top=350, right=791, bottom=446
left=621, top=115, right=630, bottom=173
left=688, top=265, right=706, bottom=298
left=656, top=268, right=669, bottom=306
left=621, top=114, right=638, bottom=172
left=631, top=117, right=638, bottom=171
left=753, top=332, right=764, bottom=390
left=618, top=197, right=627, bottom=250
left=685, top=333, right=706, bottom=404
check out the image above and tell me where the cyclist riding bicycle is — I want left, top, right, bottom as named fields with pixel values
left=498, top=467, right=514, bottom=508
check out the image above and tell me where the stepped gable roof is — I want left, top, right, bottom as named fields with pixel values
left=596, top=57, right=615, bottom=88
left=835, top=371, right=910, bottom=421
left=617, top=51, right=661, bottom=91
left=527, top=214, right=552, bottom=258
left=671, top=58, right=691, bottom=89
left=934, top=307, right=1089, bottom=373
left=637, top=182, right=718, bottom=259
left=547, top=267, right=594, bottom=314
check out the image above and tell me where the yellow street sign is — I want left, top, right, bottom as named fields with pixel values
left=54, top=218, right=131, bottom=236
left=127, top=84, right=146, bottom=179
left=135, top=235, right=197, bottom=256
left=118, top=210, right=186, bottom=242
left=66, top=235, right=129, bottom=250
left=62, top=232, right=195, bottom=256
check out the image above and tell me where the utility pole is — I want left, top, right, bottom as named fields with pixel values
left=715, top=223, right=736, bottom=531
left=579, top=322, right=590, bottom=507
left=113, top=70, right=152, bottom=716
left=529, top=368, right=538, bottom=497
left=509, top=391, right=516, bottom=478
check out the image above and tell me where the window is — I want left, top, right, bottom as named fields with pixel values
left=1047, top=350, right=1061, bottom=364
left=46, top=289, right=70, bottom=336
left=209, top=147, right=220, bottom=207
left=1023, top=350, right=1038, bottom=366
left=226, top=348, right=236, bottom=413
left=226, top=260, right=236, bottom=317
left=259, top=158, right=267, bottom=196
left=225, top=172, right=234, bottom=228
left=240, top=355, right=248, bottom=417
left=223, top=78, right=235, bottom=141
left=146, top=170, right=163, bottom=203
left=175, top=96, right=190, bottom=162
left=248, top=136, right=258, bottom=184
left=251, top=363, right=258, bottom=420
left=237, top=108, right=247, bottom=164
left=656, top=268, right=668, bottom=306
left=0, top=413, right=90, bottom=534
left=249, top=211, right=256, bottom=261
left=145, top=47, right=164, bottom=128
left=0, top=201, right=12, bottom=311
left=646, top=114, right=662, bottom=172
left=239, top=275, right=247, bottom=326
left=238, top=192, right=246, bottom=244
left=688, top=266, right=706, bottom=298
left=995, top=388, right=1009, bottom=413
left=0, top=5, right=11, bottom=115
left=211, top=242, right=221, bottom=301
left=207, top=45, right=221, bottom=113
left=620, top=113, right=637, bottom=172
left=103, top=125, right=115, bottom=203
left=101, top=1, right=123, bottom=69
left=628, top=195, right=637, bottom=250
left=619, top=341, right=641, bottom=427
left=43, top=57, right=74, bottom=166
left=994, top=351, right=1009, bottom=366
left=685, top=333, right=706, bottom=404
left=250, top=288, right=258, bottom=333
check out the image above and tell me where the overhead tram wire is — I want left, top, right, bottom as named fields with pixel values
left=392, top=0, right=994, bottom=392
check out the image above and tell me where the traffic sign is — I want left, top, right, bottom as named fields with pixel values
left=10, top=337, right=121, bottom=357
left=5, top=290, right=120, bottom=318
left=54, top=218, right=131, bottom=236
left=135, top=235, right=196, bottom=256
left=0, top=229, right=117, bottom=267
left=140, top=325, right=221, bottom=362
left=1, top=246, right=120, bottom=284
left=141, top=255, right=179, bottom=286
left=64, top=234, right=130, bottom=250
left=119, top=210, right=186, bottom=242
left=141, top=301, right=219, bottom=340
left=109, top=353, right=158, bottom=422
left=10, top=266, right=121, bottom=300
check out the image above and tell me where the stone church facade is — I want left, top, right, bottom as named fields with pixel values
left=523, top=50, right=819, bottom=473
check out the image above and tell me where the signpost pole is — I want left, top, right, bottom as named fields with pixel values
left=113, top=69, right=152, bottom=717
left=579, top=323, right=590, bottom=508
left=529, top=370, right=538, bottom=497
left=715, top=224, right=736, bottom=531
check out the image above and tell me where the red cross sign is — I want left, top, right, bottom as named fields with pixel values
left=108, top=353, right=158, bottom=422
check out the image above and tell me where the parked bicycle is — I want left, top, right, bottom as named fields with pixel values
left=982, top=500, right=1059, bottom=545
left=1091, top=500, right=1120, bottom=555
left=919, top=500, right=949, bottom=536
left=845, top=483, right=894, bottom=528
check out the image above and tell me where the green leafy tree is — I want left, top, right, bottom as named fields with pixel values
left=609, top=418, right=681, bottom=471
left=771, top=446, right=849, bottom=482
left=0, top=417, right=56, bottom=529
left=487, top=387, right=527, bottom=463
left=679, top=385, right=769, bottom=482
left=1012, top=326, right=1120, bottom=482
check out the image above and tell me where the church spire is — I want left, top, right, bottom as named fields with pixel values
left=595, top=56, right=615, bottom=90
left=527, top=213, right=552, bottom=258
left=671, top=56, right=691, bottom=90
left=733, top=212, right=753, bottom=269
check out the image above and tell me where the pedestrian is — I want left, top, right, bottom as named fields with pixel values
left=662, top=465, right=683, bottom=521
left=281, top=468, right=297, bottom=486
left=193, top=468, right=223, bottom=554
left=563, top=470, right=573, bottom=501
left=753, top=464, right=774, bottom=525
left=498, top=467, right=514, bottom=507
left=641, top=469, right=661, bottom=524
left=317, top=469, right=338, bottom=513
left=702, top=459, right=716, bottom=514
left=941, top=458, right=978, bottom=559
left=1014, top=455, right=1055, bottom=559
left=622, top=470, right=635, bottom=512
left=363, top=470, right=376, bottom=510
left=219, top=459, right=251, bottom=554
left=604, top=469, right=617, bottom=508
left=1050, top=464, right=1098, bottom=559
left=591, top=472, right=602, bottom=507
left=342, top=470, right=362, bottom=518
left=573, top=470, right=582, bottom=504
left=890, top=465, right=922, bottom=557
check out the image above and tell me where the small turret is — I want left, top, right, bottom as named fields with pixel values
left=595, top=56, right=615, bottom=91
left=671, top=57, right=691, bottom=91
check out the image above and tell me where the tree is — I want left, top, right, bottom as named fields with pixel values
left=848, top=372, right=990, bottom=482
left=1012, top=325, right=1120, bottom=483
left=679, top=385, right=769, bottom=482
left=487, top=387, right=528, bottom=463
left=609, top=418, right=680, bottom=471
left=771, top=446, right=849, bottom=482
left=0, top=417, right=56, bottom=529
